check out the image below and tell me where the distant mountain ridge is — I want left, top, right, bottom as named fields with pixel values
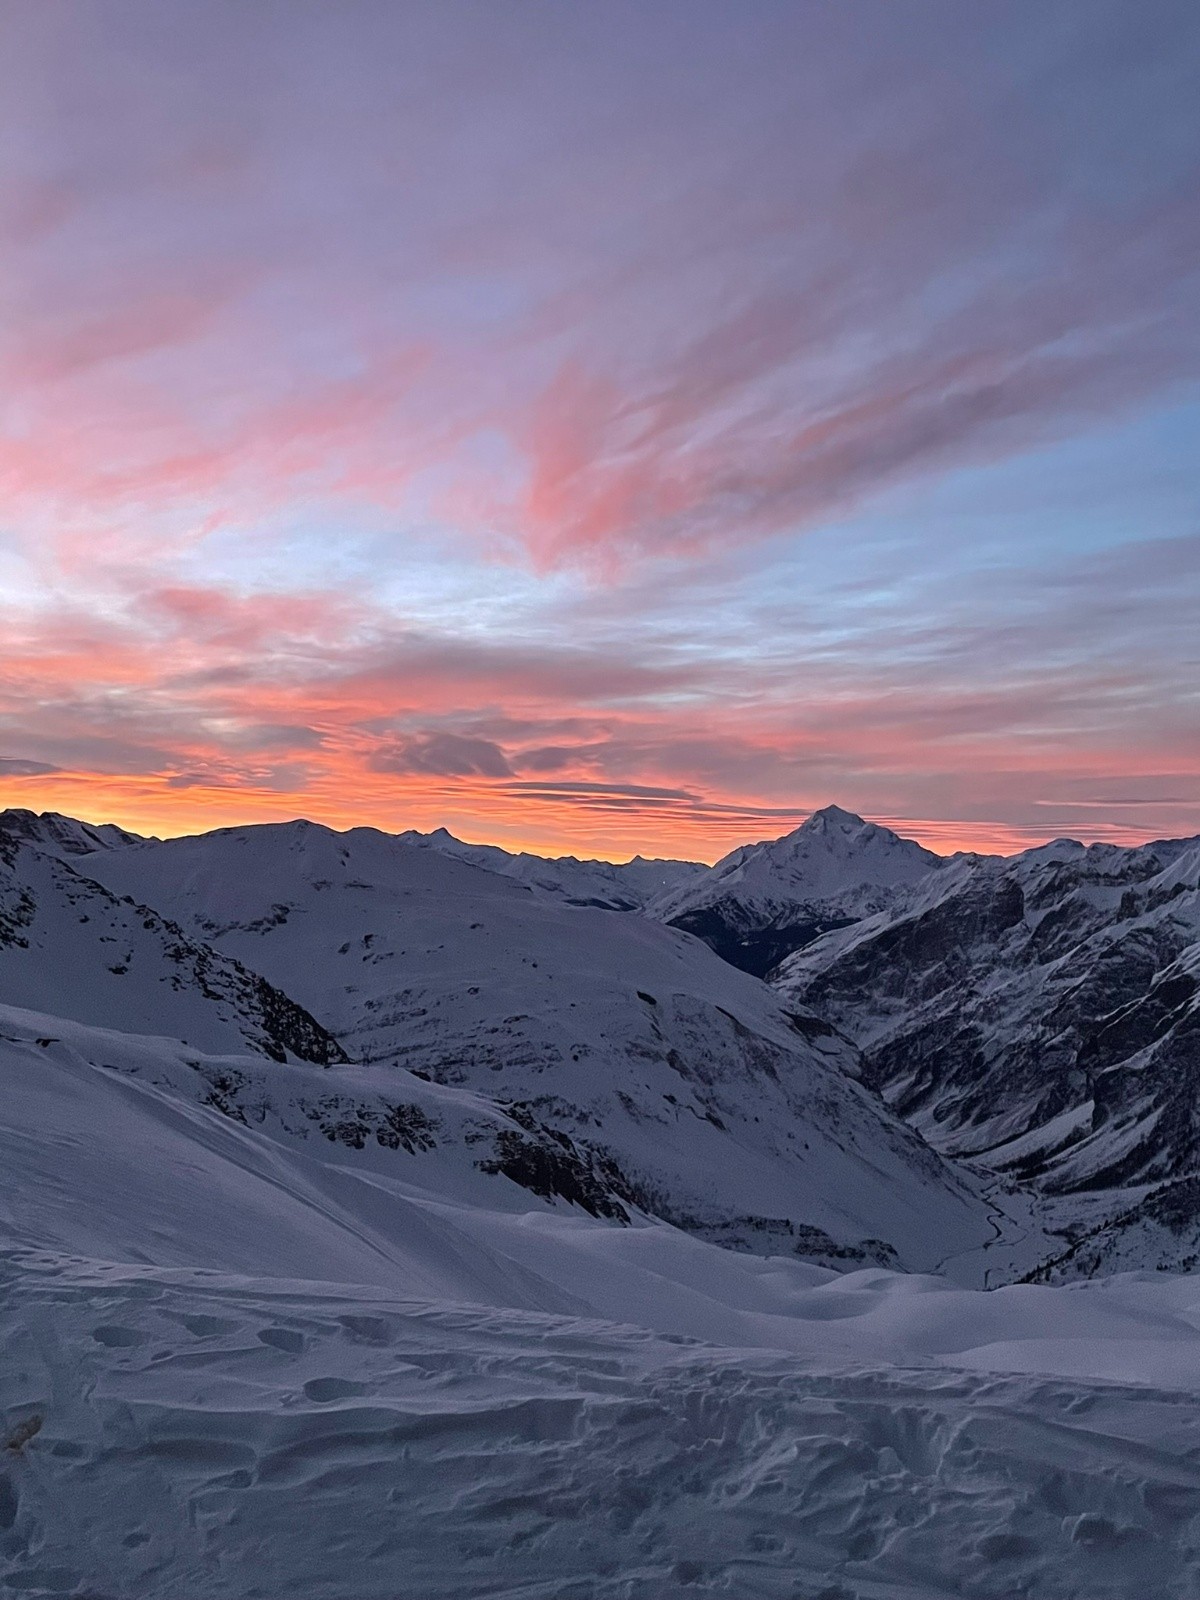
left=647, top=804, right=948, bottom=976
left=0, top=806, right=144, bottom=856
left=394, top=824, right=706, bottom=909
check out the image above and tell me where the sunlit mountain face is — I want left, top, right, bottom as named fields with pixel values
left=2, top=2, right=1199, bottom=860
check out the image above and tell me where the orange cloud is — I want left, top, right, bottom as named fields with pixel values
left=3, top=561, right=1198, bottom=861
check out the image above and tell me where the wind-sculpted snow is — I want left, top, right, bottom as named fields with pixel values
left=0, top=825, right=344, bottom=1065
left=6, top=1025, right=1200, bottom=1599
left=76, top=817, right=1013, bottom=1274
left=10, top=1256, right=1200, bottom=1600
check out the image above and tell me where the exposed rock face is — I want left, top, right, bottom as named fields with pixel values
left=0, top=817, right=346, bottom=1066
left=775, top=836, right=1200, bottom=1204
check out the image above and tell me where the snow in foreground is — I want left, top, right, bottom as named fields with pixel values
left=5, top=1018, right=1200, bottom=1596
left=6, top=1252, right=1200, bottom=1599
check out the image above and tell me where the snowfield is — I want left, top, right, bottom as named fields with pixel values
left=5, top=1004, right=1200, bottom=1598
left=4, top=807, right=1200, bottom=1597
left=10, top=1252, right=1200, bottom=1600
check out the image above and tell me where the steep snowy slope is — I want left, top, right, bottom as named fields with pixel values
left=75, top=818, right=1016, bottom=1276
left=776, top=835, right=1200, bottom=1266
left=6, top=1005, right=1200, bottom=1599
left=0, top=821, right=343, bottom=1064
left=396, top=825, right=706, bottom=908
left=650, top=804, right=946, bottom=976
left=0, top=1001, right=648, bottom=1294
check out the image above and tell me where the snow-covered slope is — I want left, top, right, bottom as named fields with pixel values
left=6, top=1001, right=1200, bottom=1599
left=73, top=817, right=1017, bottom=1276
left=0, top=821, right=343, bottom=1065
left=396, top=825, right=706, bottom=908
left=650, top=804, right=946, bottom=976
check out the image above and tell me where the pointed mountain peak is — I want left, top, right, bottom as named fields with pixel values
left=683, top=804, right=943, bottom=911
left=803, top=804, right=870, bottom=832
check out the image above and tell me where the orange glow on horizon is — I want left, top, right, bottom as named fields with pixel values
left=0, top=768, right=1184, bottom=865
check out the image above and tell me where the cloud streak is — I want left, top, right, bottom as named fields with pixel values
left=2, top=524, right=1197, bottom=857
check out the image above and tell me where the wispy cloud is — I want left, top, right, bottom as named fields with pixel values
left=1, top=3, right=1197, bottom=853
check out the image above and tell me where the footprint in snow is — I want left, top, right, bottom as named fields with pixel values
left=303, top=1377, right=368, bottom=1402
left=338, top=1315, right=391, bottom=1344
left=92, top=1325, right=145, bottom=1348
left=257, top=1327, right=306, bottom=1353
left=180, top=1314, right=238, bottom=1339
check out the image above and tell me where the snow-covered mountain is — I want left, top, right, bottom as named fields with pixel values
left=649, top=803, right=946, bottom=976
left=775, top=833, right=1200, bottom=1273
left=0, top=805, right=143, bottom=856
left=0, top=818, right=342, bottom=1064
left=72, top=816, right=1014, bottom=1276
left=395, top=825, right=706, bottom=908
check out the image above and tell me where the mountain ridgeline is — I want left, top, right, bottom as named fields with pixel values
left=5, top=801, right=1200, bottom=1281
left=649, top=804, right=946, bottom=977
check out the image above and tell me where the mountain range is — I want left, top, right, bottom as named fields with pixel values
left=4, top=808, right=1005, bottom=1276
left=10, top=798, right=1200, bottom=1280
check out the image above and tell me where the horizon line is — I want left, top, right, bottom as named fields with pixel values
left=3, top=796, right=1197, bottom=870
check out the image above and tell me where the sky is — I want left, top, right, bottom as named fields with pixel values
left=1, top=0, right=1199, bottom=862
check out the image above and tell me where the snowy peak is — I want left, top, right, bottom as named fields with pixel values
left=650, top=806, right=944, bottom=977
left=666, top=806, right=941, bottom=906
left=803, top=802, right=874, bottom=833
left=722, top=806, right=940, bottom=891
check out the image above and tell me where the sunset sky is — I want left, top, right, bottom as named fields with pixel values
left=2, top=0, right=1198, bottom=860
